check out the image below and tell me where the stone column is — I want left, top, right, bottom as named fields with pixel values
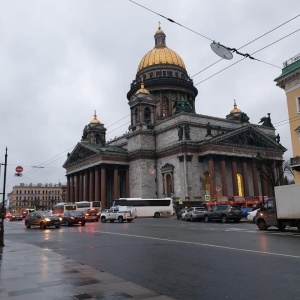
left=251, top=160, right=259, bottom=196
left=125, top=167, right=130, bottom=197
left=101, top=166, right=107, bottom=208
left=70, top=175, right=74, bottom=202
left=113, top=166, right=119, bottom=200
left=242, top=160, right=250, bottom=197
left=79, top=172, right=83, bottom=201
left=220, top=158, right=228, bottom=196
left=208, top=157, right=215, bottom=198
left=84, top=170, right=89, bottom=202
left=95, top=167, right=100, bottom=202
left=89, top=168, right=94, bottom=201
left=278, top=162, right=285, bottom=186
left=66, top=175, right=70, bottom=202
left=261, top=165, right=268, bottom=197
left=75, top=173, right=80, bottom=202
left=231, top=160, right=238, bottom=196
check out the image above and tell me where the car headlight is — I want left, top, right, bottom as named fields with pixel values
left=44, top=218, right=51, bottom=222
left=59, top=217, right=62, bottom=221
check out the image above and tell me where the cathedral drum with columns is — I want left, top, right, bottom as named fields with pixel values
left=63, top=26, right=286, bottom=209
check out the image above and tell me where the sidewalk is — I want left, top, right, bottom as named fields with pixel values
left=0, top=241, right=173, bottom=300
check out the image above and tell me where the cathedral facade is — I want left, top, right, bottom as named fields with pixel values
left=63, top=26, right=286, bottom=208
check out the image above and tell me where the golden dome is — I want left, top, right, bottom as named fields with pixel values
left=230, top=100, right=242, bottom=114
left=90, top=110, right=101, bottom=124
left=135, top=82, right=150, bottom=95
left=137, top=25, right=186, bottom=72
left=137, top=48, right=186, bottom=72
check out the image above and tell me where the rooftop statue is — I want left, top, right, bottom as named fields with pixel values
left=259, top=113, right=274, bottom=128
left=174, top=97, right=193, bottom=114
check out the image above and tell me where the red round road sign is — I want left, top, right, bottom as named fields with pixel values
left=16, top=166, right=23, bottom=173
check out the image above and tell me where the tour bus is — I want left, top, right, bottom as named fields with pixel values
left=112, top=198, right=173, bottom=218
left=53, top=202, right=77, bottom=216
left=75, top=201, right=101, bottom=212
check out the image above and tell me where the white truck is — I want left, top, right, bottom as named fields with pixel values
left=100, top=206, right=136, bottom=223
left=256, top=184, right=300, bottom=231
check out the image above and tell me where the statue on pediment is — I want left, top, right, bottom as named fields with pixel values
left=174, top=97, right=193, bottom=114
left=259, top=113, right=274, bottom=128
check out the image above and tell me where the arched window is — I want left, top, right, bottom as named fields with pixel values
left=144, top=107, right=151, bottom=124
left=134, top=108, right=139, bottom=124
left=162, top=97, right=169, bottom=117
left=237, top=173, right=244, bottom=196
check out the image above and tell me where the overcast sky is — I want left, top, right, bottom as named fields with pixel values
left=1, top=0, right=299, bottom=193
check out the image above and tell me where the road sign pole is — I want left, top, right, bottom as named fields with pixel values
left=0, top=148, right=8, bottom=247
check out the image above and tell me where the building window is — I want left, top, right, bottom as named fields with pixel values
left=167, top=71, right=172, bottom=77
left=162, top=97, right=169, bottom=117
left=150, top=72, right=153, bottom=78
left=237, top=173, right=244, bottom=196
left=144, top=107, right=151, bottom=124
left=163, top=71, right=166, bottom=77
left=297, top=97, right=300, bottom=113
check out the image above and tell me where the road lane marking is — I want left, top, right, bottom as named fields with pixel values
left=96, top=231, right=300, bottom=259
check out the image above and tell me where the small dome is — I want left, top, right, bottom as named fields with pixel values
left=90, top=111, right=101, bottom=124
left=135, top=82, right=150, bottom=95
left=230, top=100, right=242, bottom=114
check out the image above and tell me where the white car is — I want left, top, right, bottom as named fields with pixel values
left=181, top=210, right=188, bottom=220
left=247, top=209, right=259, bottom=222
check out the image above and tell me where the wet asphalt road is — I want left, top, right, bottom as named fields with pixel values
left=4, top=217, right=300, bottom=300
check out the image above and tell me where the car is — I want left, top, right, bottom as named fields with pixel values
left=10, top=213, right=23, bottom=221
left=5, top=212, right=12, bottom=219
left=83, top=208, right=100, bottom=222
left=185, top=207, right=206, bottom=222
left=61, top=211, right=86, bottom=226
left=181, top=210, right=188, bottom=220
left=176, top=208, right=187, bottom=219
left=247, top=209, right=260, bottom=223
left=100, top=206, right=135, bottom=223
left=204, top=205, right=243, bottom=223
left=25, top=211, right=61, bottom=229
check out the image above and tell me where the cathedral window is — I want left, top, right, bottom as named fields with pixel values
left=134, top=108, right=139, bottom=124
left=150, top=72, right=153, bottom=78
left=162, top=97, right=169, bottom=117
left=156, top=71, right=161, bottom=77
left=175, top=72, right=178, bottom=77
left=166, top=174, right=173, bottom=197
left=237, top=173, right=244, bottom=196
left=168, top=71, right=172, bottom=77
left=143, top=74, right=147, bottom=81
left=144, top=107, right=151, bottom=124
left=163, top=71, right=166, bottom=77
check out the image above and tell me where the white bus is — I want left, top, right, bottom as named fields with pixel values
left=53, top=202, right=77, bottom=216
left=112, top=198, right=173, bottom=218
left=75, top=201, right=101, bottom=212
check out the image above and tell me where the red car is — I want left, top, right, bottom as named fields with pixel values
left=10, top=213, right=23, bottom=221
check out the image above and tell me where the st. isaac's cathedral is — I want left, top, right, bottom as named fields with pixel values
left=63, top=26, right=286, bottom=208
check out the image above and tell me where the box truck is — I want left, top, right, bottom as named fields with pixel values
left=255, top=184, right=300, bottom=231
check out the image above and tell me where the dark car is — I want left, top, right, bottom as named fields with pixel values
left=61, top=211, right=86, bottom=226
left=176, top=208, right=187, bottom=219
left=204, top=205, right=243, bottom=223
left=83, top=208, right=100, bottom=222
left=10, top=213, right=23, bottom=221
left=25, top=211, right=61, bottom=229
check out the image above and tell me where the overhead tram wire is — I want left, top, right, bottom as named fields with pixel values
left=194, top=28, right=300, bottom=86
left=129, top=1, right=299, bottom=75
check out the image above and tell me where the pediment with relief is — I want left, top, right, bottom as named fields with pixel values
left=208, top=126, right=285, bottom=151
left=65, top=144, right=98, bottom=165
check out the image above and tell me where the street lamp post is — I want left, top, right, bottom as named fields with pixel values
left=0, top=148, right=8, bottom=247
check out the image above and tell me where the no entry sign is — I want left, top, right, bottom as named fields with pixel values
left=16, top=166, right=23, bottom=173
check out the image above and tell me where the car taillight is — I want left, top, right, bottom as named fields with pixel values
left=85, top=213, right=89, bottom=216
left=228, top=208, right=232, bottom=212
left=71, top=217, right=75, bottom=220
